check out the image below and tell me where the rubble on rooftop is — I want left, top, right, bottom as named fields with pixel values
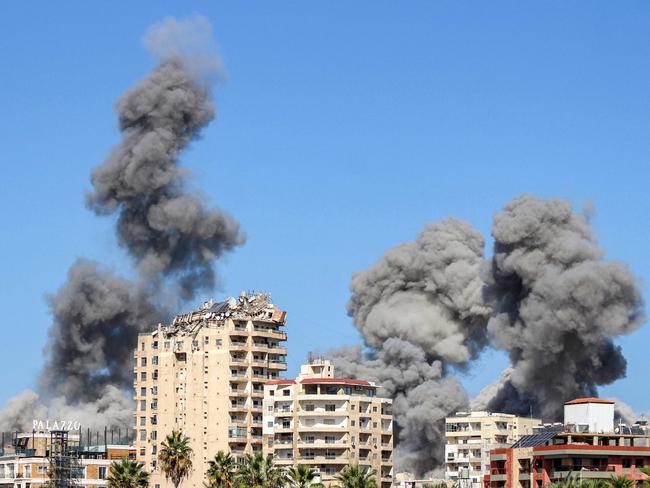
left=163, top=291, right=286, bottom=337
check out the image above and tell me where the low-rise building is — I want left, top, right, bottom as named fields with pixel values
left=0, top=430, right=135, bottom=488
left=486, top=398, right=650, bottom=488
left=445, top=411, right=541, bottom=488
left=263, top=358, right=394, bottom=488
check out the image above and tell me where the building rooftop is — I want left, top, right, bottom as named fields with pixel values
left=565, top=397, right=615, bottom=405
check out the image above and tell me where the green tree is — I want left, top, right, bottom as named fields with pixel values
left=205, top=451, right=236, bottom=488
left=236, top=452, right=286, bottom=488
left=158, top=431, right=193, bottom=488
left=106, top=458, right=150, bottom=488
left=334, top=465, right=377, bottom=488
left=286, top=465, right=317, bottom=488
left=608, top=475, right=634, bottom=488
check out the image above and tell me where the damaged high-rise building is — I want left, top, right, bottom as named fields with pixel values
left=133, top=292, right=287, bottom=488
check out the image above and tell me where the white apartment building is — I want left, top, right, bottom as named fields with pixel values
left=263, top=358, right=394, bottom=488
left=445, top=411, right=540, bottom=488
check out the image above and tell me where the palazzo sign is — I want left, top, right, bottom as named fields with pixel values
left=32, top=419, right=81, bottom=432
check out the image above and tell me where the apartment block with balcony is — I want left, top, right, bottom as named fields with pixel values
left=263, top=358, right=393, bottom=488
left=486, top=398, right=650, bottom=488
left=133, top=292, right=288, bottom=488
left=0, top=431, right=135, bottom=488
left=445, top=411, right=541, bottom=488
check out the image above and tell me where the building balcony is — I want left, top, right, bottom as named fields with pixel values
left=298, top=410, right=349, bottom=417
left=299, top=456, right=350, bottom=464
left=297, top=425, right=348, bottom=432
left=229, top=343, right=249, bottom=351
left=229, top=404, right=248, bottom=412
left=297, top=440, right=349, bottom=449
left=251, top=329, right=287, bottom=341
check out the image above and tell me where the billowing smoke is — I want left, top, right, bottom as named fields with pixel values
left=483, top=195, right=644, bottom=419
left=331, top=196, right=644, bottom=474
left=330, top=218, right=491, bottom=475
left=0, top=16, right=242, bottom=432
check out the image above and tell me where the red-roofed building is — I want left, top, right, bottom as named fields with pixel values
left=485, top=399, right=650, bottom=488
left=263, top=358, right=394, bottom=487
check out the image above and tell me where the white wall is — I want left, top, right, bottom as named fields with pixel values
left=564, top=402, right=614, bottom=433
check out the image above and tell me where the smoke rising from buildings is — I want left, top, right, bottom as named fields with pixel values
left=330, top=218, right=491, bottom=475
left=482, top=195, right=644, bottom=419
left=0, top=16, right=242, bottom=432
left=331, top=197, right=643, bottom=474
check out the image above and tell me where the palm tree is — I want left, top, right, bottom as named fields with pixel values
left=205, top=451, right=236, bottom=488
left=608, top=475, right=634, bottom=488
left=286, top=465, right=316, bottom=488
left=158, top=431, right=193, bottom=488
left=334, top=465, right=377, bottom=488
left=106, top=458, right=149, bottom=488
left=236, top=452, right=286, bottom=488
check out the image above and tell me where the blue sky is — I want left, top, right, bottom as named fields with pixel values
left=1, top=1, right=649, bottom=414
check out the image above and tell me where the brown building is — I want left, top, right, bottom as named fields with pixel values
left=133, top=292, right=287, bottom=488
left=263, top=358, right=394, bottom=488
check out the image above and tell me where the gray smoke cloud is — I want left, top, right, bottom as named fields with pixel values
left=483, top=195, right=644, bottom=419
left=330, top=218, right=490, bottom=475
left=0, top=16, right=242, bottom=432
left=332, top=196, right=644, bottom=473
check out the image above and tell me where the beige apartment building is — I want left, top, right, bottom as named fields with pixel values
left=133, top=292, right=287, bottom=488
left=263, top=358, right=394, bottom=488
left=445, top=411, right=541, bottom=488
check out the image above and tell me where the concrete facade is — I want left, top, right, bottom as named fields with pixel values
left=563, top=398, right=615, bottom=434
left=0, top=432, right=135, bottom=488
left=445, top=411, right=541, bottom=488
left=133, top=292, right=287, bottom=488
left=262, top=359, right=394, bottom=488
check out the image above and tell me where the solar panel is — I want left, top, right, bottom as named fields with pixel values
left=511, top=427, right=563, bottom=448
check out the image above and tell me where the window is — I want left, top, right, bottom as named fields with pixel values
left=140, top=372, right=147, bottom=381
left=140, top=416, right=146, bottom=426
left=98, top=466, right=107, bottom=479
left=373, top=422, right=377, bottom=428
left=304, top=404, right=315, bottom=412
left=151, top=431, right=158, bottom=441
left=351, top=420, right=355, bottom=427
left=373, top=406, right=378, bottom=412
left=141, top=342, right=145, bottom=351
left=325, top=404, right=336, bottom=412
left=282, top=419, right=291, bottom=428
left=152, top=356, right=158, bottom=365
left=269, top=390, right=274, bottom=396
left=37, top=465, right=48, bottom=475
left=152, top=341, right=158, bottom=349
left=623, top=458, right=632, bottom=468
left=344, top=386, right=352, bottom=395
left=141, top=357, right=147, bottom=367
left=325, top=386, right=338, bottom=395
left=140, top=387, right=147, bottom=396
left=151, top=386, right=158, bottom=395
left=283, top=389, right=290, bottom=396
left=140, top=448, right=146, bottom=456
left=215, top=339, right=222, bottom=346
left=152, top=370, right=158, bottom=380
left=140, top=430, right=147, bottom=441
left=204, top=336, right=209, bottom=344
left=267, top=421, right=273, bottom=428
left=24, top=465, right=31, bottom=477
left=140, top=400, right=146, bottom=411
left=164, top=341, right=170, bottom=350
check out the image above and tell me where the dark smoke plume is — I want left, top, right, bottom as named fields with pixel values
left=0, top=16, right=242, bottom=432
left=483, top=195, right=644, bottom=419
left=330, top=218, right=490, bottom=475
